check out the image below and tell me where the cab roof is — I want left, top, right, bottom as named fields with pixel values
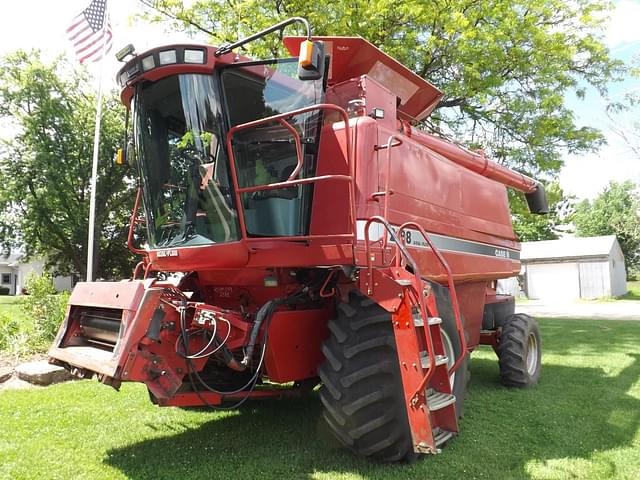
left=283, top=36, right=443, bottom=121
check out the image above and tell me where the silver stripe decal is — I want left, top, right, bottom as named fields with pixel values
left=355, top=221, right=520, bottom=260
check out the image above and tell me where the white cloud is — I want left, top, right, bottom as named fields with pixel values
left=606, top=0, right=640, bottom=48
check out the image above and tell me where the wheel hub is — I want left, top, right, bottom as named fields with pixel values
left=526, top=332, right=538, bottom=376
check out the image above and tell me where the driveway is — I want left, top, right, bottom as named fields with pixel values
left=516, top=300, right=640, bottom=321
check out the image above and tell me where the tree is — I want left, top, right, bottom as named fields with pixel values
left=608, top=91, right=640, bottom=160
left=607, top=54, right=640, bottom=159
left=573, top=181, right=640, bottom=274
left=139, top=0, right=624, bottom=178
left=511, top=182, right=573, bottom=241
left=0, top=51, right=136, bottom=279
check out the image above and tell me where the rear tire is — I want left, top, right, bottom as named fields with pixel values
left=497, top=313, right=541, bottom=387
left=318, top=291, right=414, bottom=462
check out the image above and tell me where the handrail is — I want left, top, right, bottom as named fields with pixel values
left=132, top=261, right=146, bottom=279
left=362, top=215, right=468, bottom=402
left=237, top=174, right=352, bottom=194
left=274, top=118, right=304, bottom=181
left=369, top=135, right=402, bottom=249
left=225, top=103, right=355, bottom=242
left=363, top=216, right=438, bottom=392
left=127, top=187, right=146, bottom=256
left=363, top=216, right=417, bottom=282
left=396, top=221, right=467, bottom=378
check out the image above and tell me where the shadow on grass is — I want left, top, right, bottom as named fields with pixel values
left=105, top=353, right=640, bottom=480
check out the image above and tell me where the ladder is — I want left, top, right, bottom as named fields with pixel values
left=362, top=216, right=466, bottom=453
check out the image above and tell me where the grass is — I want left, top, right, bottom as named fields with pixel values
left=579, top=280, right=640, bottom=303
left=1, top=319, right=639, bottom=480
left=0, top=295, right=25, bottom=320
left=618, top=281, right=640, bottom=301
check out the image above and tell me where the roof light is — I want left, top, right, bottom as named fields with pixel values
left=141, top=55, right=155, bottom=71
left=184, top=49, right=205, bottom=64
left=158, top=50, right=177, bottom=65
left=371, top=108, right=385, bottom=119
left=116, top=44, right=136, bottom=62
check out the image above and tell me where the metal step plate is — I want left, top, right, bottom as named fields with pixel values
left=412, top=315, right=442, bottom=327
left=427, top=390, right=456, bottom=411
left=420, top=352, right=449, bottom=369
left=433, top=427, right=455, bottom=446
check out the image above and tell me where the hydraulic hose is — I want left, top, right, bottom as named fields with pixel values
left=241, top=299, right=278, bottom=366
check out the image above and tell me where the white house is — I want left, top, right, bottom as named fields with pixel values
left=0, top=254, right=74, bottom=295
left=520, top=235, right=627, bottom=301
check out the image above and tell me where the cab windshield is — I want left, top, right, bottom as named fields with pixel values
left=134, top=74, right=237, bottom=248
left=134, top=59, right=325, bottom=249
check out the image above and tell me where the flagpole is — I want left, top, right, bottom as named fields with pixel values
left=86, top=3, right=110, bottom=282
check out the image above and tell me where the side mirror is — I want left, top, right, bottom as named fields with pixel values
left=114, top=141, right=136, bottom=168
left=126, top=141, right=136, bottom=168
left=115, top=108, right=136, bottom=168
left=298, top=40, right=325, bottom=80
left=115, top=148, right=126, bottom=166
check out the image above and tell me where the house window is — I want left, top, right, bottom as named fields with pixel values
left=1, top=273, right=10, bottom=284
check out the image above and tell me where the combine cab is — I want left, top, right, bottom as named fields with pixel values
left=50, top=19, right=546, bottom=462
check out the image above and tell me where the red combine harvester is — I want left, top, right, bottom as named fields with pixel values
left=49, top=18, right=547, bottom=462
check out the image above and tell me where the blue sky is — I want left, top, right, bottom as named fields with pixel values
left=559, top=0, right=640, bottom=199
left=0, top=0, right=638, bottom=200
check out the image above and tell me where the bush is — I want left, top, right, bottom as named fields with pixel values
left=0, top=313, right=32, bottom=357
left=0, top=286, right=9, bottom=295
left=0, top=273, right=71, bottom=356
left=12, top=273, right=70, bottom=353
left=0, top=311, right=21, bottom=351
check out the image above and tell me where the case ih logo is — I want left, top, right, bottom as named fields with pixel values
left=494, top=248, right=511, bottom=259
left=157, top=249, right=179, bottom=258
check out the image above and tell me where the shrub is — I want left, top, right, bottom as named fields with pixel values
left=0, top=286, right=9, bottom=295
left=19, top=273, right=70, bottom=352
left=0, top=311, right=21, bottom=351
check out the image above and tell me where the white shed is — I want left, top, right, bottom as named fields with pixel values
left=520, top=235, right=627, bottom=301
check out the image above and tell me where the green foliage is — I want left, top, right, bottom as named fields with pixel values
left=573, top=181, right=640, bottom=273
left=511, top=182, right=572, bottom=241
left=0, top=274, right=69, bottom=355
left=140, top=0, right=624, bottom=177
left=21, top=273, right=70, bottom=348
left=0, top=50, right=136, bottom=279
left=0, top=312, right=20, bottom=352
left=0, top=287, right=8, bottom=295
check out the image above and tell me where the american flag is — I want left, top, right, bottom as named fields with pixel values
left=66, top=0, right=113, bottom=64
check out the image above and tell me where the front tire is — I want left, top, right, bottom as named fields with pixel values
left=497, top=313, right=541, bottom=387
left=318, top=291, right=414, bottom=462
left=318, top=289, right=469, bottom=462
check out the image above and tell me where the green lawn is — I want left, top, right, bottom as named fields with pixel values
left=1, top=319, right=639, bottom=480
left=619, top=281, right=640, bottom=301
left=0, top=295, right=24, bottom=319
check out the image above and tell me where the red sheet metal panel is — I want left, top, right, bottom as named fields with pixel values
left=69, top=281, right=146, bottom=311
left=264, top=308, right=330, bottom=383
left=283, top=36, right=443, bottom=120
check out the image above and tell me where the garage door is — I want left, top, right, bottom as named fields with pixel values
left=527, top=263, right=580, bottom=301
